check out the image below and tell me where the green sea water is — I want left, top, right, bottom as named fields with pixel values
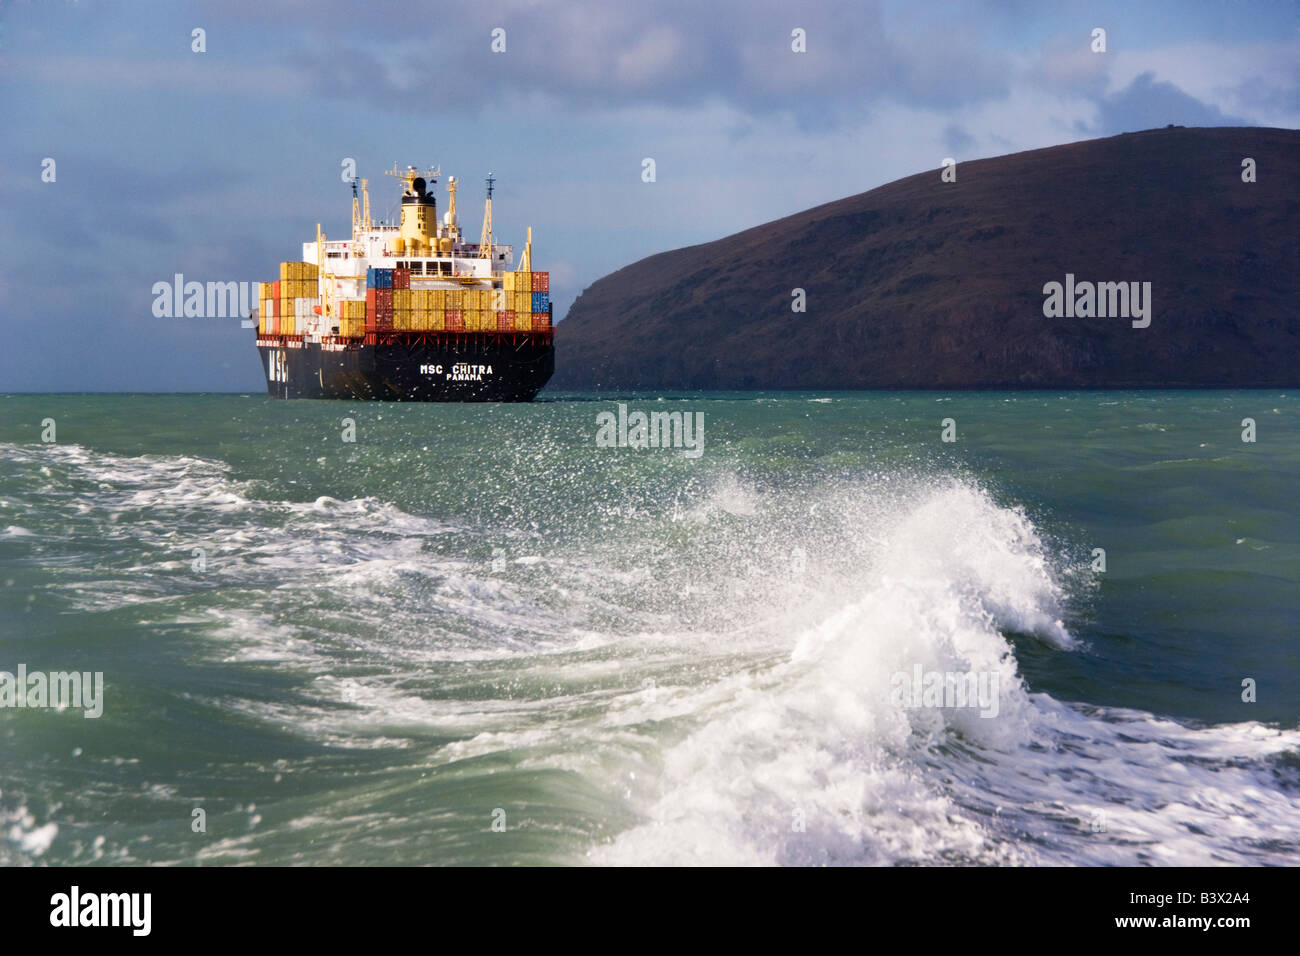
left=1, top=391, right=1297, bottom=865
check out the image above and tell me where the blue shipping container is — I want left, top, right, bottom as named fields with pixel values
left=531, top=291, right=550, bottom=312
left=366, top=267, right=376, bottom=288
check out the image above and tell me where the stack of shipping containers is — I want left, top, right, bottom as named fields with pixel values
left=366, top=267, right=394, bottom=332
left=259, top=261, right=319, bottom=336
left=262, top=264, right=550, bottom=339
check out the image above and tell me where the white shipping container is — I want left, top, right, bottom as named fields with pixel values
left=294, top=298, right=312, bottom=320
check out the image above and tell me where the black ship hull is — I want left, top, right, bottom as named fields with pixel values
left=256, top=333, right=554, bottom=401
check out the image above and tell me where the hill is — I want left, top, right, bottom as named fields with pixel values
left=552, top=127, right=1299, bottom=389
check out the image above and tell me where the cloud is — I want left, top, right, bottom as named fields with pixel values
left=189, top=0, right=1014, bottom=128
left=1092, top=71, right=1249, bottom=134
left=942, top=123, right=975, bottom=154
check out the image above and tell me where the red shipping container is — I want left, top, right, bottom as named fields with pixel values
left=445, top=310, right=463, bottom=331
left=497, top=311, right=514, bottom=331
left=272, top=280, right=281, bottom=300
left=532, top=312, right=550, bottom=331
left=531, top=272, right=549, bottom=292
left=393, top=268, right=410, bottom=290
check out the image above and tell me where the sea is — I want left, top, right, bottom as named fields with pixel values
left=1, top=391, right=1297, bottom=866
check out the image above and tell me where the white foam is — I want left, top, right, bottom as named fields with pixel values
left=589, top=481, right=1298, bottom=866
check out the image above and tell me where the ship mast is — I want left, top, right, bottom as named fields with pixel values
left=351, top=179, right=361, bottom=239
left=478, top=173, right=494, bottom=259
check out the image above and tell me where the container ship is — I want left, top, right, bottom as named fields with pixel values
left=255, top=164, right=554, bottom=401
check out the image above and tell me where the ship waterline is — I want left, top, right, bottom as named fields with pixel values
left=255, top=333, right=555, bottom=401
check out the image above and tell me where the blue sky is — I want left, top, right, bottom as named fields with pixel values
left=1, top=0, right=1296, bottom=391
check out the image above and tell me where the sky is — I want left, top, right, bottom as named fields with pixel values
left=0, top=0, right=1296, bottom=391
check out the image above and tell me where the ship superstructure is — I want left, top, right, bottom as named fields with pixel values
left=255, top=165, right=554, bottom=401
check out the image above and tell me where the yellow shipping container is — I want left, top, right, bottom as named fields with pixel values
left=514, top=311, right=531, bottom=332
left=394, top=289, right=413, bottom=310
left=444, top=290, right=463, bottom=310
left=278, top=298, right=291, bottom=323
left=504, top=271, right=530, bottom=293
left=428, top=310, right=444, bottom=331
left=431, top=290, right=446, bottom=309
left=281, top=317, right=296, bottom=335
left=279, top=262, right=320, bottom=283
left=513, top=292, right=531, bottom=314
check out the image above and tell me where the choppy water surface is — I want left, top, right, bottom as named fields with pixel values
left=1, top=391, right=1297, bottom=865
